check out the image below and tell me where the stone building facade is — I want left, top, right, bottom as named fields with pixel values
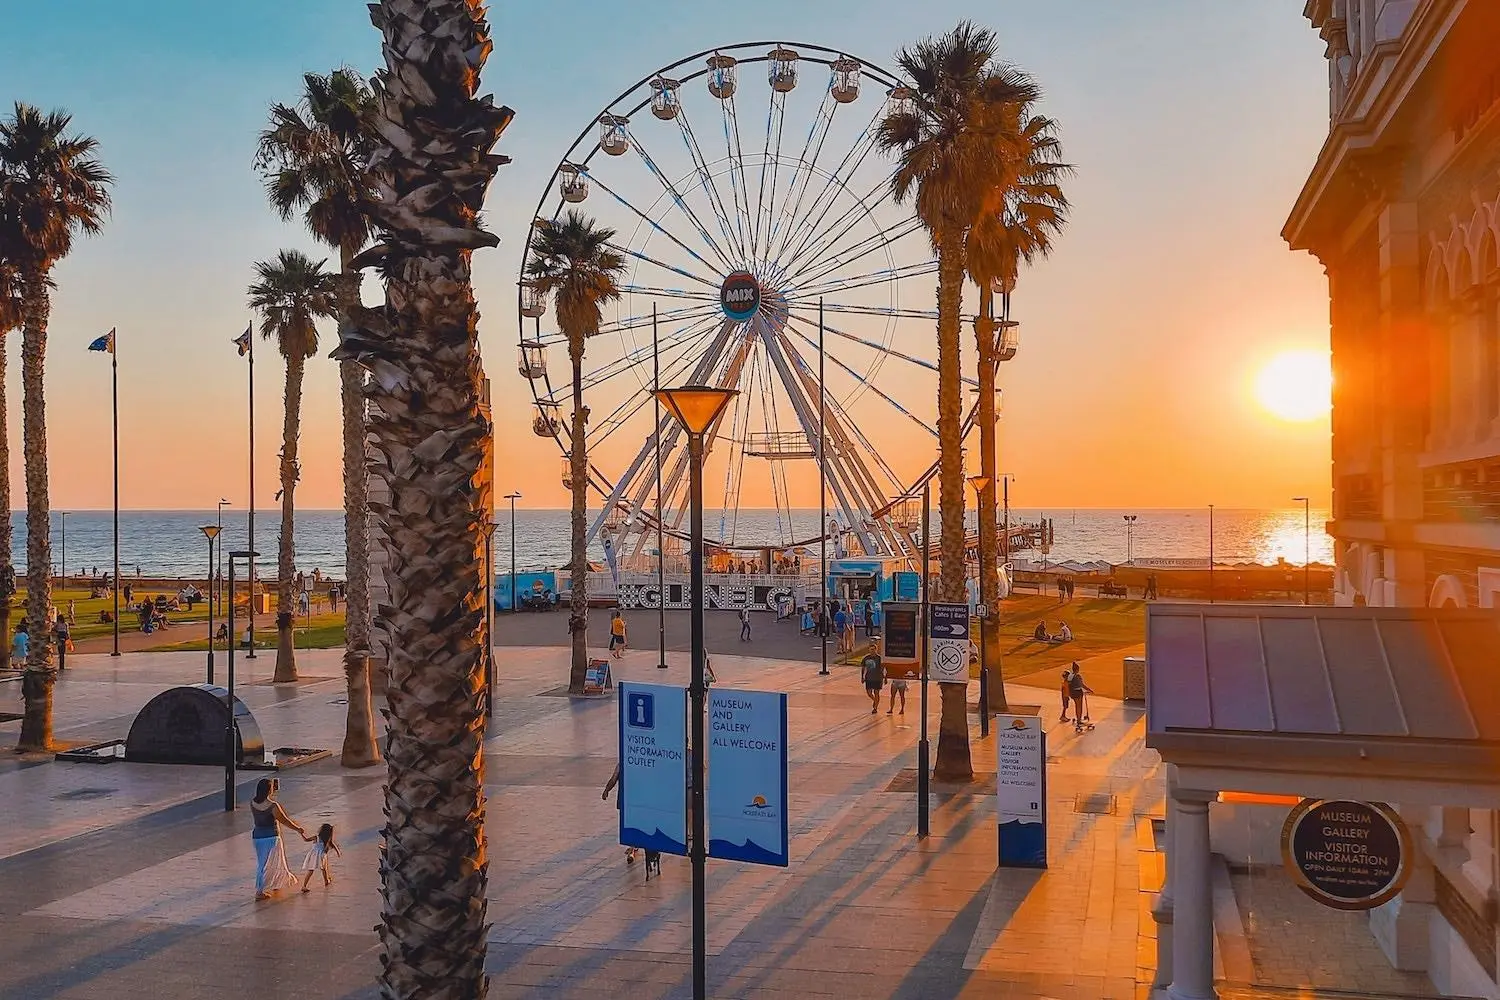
left=1283, top=0, right=1500, bottom=994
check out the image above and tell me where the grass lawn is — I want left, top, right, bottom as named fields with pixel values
left=10, top=587, right=214, bottom=640
left=150, top=611, right=347, bottom=652
left=993, top=593, right=1145, bottom=680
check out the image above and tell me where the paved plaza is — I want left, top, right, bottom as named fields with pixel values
left=0, top=640, right=1439, bottom=999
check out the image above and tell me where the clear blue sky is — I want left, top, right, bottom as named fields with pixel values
left=0, top=1, right=1333, bottom=510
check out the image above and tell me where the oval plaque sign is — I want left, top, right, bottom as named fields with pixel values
left=720, top=270, right=761, bottom=321
left=1280, top=798, right=1411, bottom=910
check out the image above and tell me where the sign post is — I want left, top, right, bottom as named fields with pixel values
left=928, top=602, right=971, bottom=684
left=618, top=682, right=689, bottom=856
left=706, top=687, right=789, bottom=867
left=1281, top=799, right=1410, bottom=910
left=879, top=601, right=920, bottom=681
left=995, top=713, right=1047, bottom=868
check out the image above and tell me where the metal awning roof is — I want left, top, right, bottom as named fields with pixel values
left=1146, top=604, right=1500, bottom=777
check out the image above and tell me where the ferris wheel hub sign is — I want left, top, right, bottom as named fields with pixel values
left=720, top=271, right=761, bottom=321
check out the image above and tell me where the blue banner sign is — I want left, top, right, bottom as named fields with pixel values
left=707, top=687, right=789, bottom=867
left=996, top=714, right=1047, bottom=868
left=619, top=682, right=688, bottom=856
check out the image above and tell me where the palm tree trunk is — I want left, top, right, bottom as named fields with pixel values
left=273, top=352, right=305, bottom=683
left=17, top=279, right=54, bottom=751
left=567, top=335, right=589, bottom=693
left=933, top=240, right=972, bottom=781
left=0, top=329, right=14, bottom=674
left=358, top=2, right=509, bottom=995
left=976, top=285, right=1008, bottom=714
left=338, top=246, right=379, bottom=767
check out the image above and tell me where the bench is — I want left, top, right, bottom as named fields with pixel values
left=1099, top=582, right=1127, bottom=598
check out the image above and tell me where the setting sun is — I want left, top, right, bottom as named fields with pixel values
left=1254, top=350, right=1331, bottom=422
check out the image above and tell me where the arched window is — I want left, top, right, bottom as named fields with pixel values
left=1427, top=254, right=1452, bottom=438
left=1482, top=232, right=1500, bottom=421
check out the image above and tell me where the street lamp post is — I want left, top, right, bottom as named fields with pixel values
left=655, top=384, right=737, bottom=1000
left=58, top=511, right=67, bottom=587
left=1123, top=514, right=1138, bottom=566
left=483, top=520, right=497, bottom=712
left=225, top=549, right=258, bottom=811
left=1293, top=497, right=1310, bottom=604
left=968, top=475, right=991, bottom=737
left=200, top=526, right=222, bottom=684
left=505, top=492, right=521, bottom=614
left=1208, top=504, right=1215, bottom=603
left=217, top=499, right=230, bottom=612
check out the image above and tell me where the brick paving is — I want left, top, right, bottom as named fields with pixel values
left=0, top=639, right=1429, bottom=999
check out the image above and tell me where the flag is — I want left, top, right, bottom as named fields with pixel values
left=603, top=535, right=621, bottom=591
left=233, top=323, right=252, bottom=356
left=87, top=328, right=115, bottom=354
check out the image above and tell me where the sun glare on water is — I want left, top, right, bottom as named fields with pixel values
left=1255, top=350, right=1331, bottom=422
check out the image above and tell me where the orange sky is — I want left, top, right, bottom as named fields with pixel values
left=4, top=3, right=1333, bottom=512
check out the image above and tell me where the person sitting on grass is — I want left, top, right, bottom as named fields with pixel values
left=1033, top=620, right=1050, bottom=642
left=1055, top=621, right=1073, bottom=643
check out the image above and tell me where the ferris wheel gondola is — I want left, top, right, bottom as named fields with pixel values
left=519, top=41, right=985, bottom=567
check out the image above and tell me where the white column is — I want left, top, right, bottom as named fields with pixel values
left=1168, top=792, right=1218, bottom=1000
left=1153, top=769, right=1179, bottom=989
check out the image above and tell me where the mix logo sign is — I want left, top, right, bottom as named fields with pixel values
left=720, top=270, right=761, bottom=321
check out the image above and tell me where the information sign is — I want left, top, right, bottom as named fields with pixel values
left=583, top=658, right=611, bottom=695
left=928, top=602, right=970, bottom=684
left=880, top=601, right=920, bottom=680
left=618, top=682, right=688, bottom=856
left=1281, top=799, right=1410, bottom=910
left=995, top=714, right=1047, bottom=868
left=706, top=687, right=789, bottom=867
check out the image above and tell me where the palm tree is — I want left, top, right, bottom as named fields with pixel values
left=0, top=103, right=111, bottom=751
left=964, top=102, right=1071, bottom=717
left=257, top=69, right=381, bottom=766
left=878, top=23, right=1038, bottom=780
left=337, top=2, right=512, bottom=995
left=247, top=249, right=336, bottom=684
left=0, top=262, right=19, bottom=673
left=525, top=210, right=626, bottom=693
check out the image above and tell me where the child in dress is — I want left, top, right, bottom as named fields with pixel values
left=300, top=823, right=342, bottom=892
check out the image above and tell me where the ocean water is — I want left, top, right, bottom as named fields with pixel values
left=12, top=507, right=1332, bottom=580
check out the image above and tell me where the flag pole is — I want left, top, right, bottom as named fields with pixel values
left=111, top=339, right=120, bottom=657
left=653, top=303, right=667, bottom=670
left=246, top=325, right=256, bottom=658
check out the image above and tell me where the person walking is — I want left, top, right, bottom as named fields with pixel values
left=249, top=778, right=311, bottom=901
left=1058, top=666, right=1073, bottom=723
left=739, top=606, right=751, bottom=642
left=602, top=763, right=640, bottom=865
left=11, top=623, right=28, bottom=666
left=833, top=605, right=848, bottom=654
left=609, top=610, right=628, bottom=659
left=299, top=823, right=343, bottom=892
left=886, top=675, right=907, bottom=715
left=861, top=655, right=885, bottom=714
left=53, top=614, right=70, bottom=672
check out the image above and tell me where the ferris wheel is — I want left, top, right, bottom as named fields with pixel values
left=518, top=41, right=982, bottom=565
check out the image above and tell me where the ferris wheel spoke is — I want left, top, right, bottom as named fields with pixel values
left=720, top=95, right=755, bottom=267
left=584, top=169, right=728, bottom=278
left=579, top=314, right=720, bottom=391
left=751, top=89, right=787, bottom=271
left=589, top=329, right=717, bottom=445
left=608, top=240, right=720, bottom=289
left=783, top=317, right=938, bottom=444
left=778, top=170, right=901, bottom=281
left=624, top=129, right=739, bottom=272
left=785, top=305, right=966, bottom=385
left=675, top=105, right=748, bottom=264
left=765, top=90, right=839, bottom=266
left=788, top=259, right=939, bottom=300
left=618, top=284, right=718, bottom=302
left=788, top=300, right=937, bottom=321
left=785, top=182, right=918, bottom=283
left=773, top=99, right=886, bottom=272
left=597, top=300, right=720, bottom=336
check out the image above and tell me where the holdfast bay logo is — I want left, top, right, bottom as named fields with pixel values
left=720, top=270, right=761, bottom=321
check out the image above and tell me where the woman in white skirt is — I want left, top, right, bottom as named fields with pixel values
left=250, top=778, right=311, bottom=900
